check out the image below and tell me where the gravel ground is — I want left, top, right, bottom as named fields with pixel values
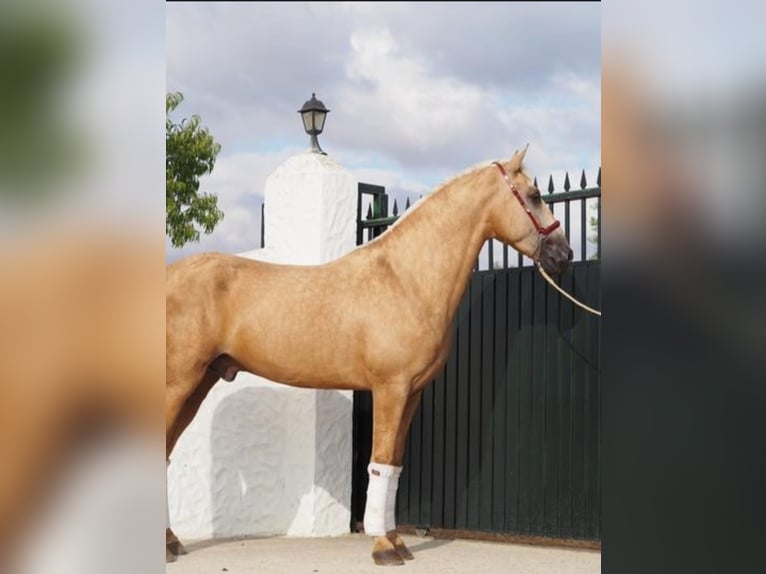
left=166, top=534, right=600, bottom=574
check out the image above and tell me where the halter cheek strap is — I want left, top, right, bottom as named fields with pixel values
left=492, top=162, right=561, bottom=236
left=492, top=162, right=601, bottom=317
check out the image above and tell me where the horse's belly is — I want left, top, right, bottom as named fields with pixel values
left=229, top=327, right=366, bottom=390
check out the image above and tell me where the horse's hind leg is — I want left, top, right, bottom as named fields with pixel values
left=366, top=385, right=422, bottom=566
left=166, top=368, right=220, bottom=561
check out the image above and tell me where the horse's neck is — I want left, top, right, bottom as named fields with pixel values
left=377, top=173, right=492, bottom=328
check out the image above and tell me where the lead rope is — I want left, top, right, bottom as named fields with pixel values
left=536, top=262, right=602, bottom=317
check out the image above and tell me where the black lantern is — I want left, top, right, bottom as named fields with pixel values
left=298, top=93, right=330, bottom=155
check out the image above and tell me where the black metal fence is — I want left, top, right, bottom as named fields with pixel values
left=351, top=169, right=601, bottom=542
left=397, top=261, right=601, bottom=540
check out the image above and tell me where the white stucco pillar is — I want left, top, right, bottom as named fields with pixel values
left=167, top=151, right=357, bottom=540
left=264, top=152, right=357, bottom=264
left=262, top=151, right=357, bottom=536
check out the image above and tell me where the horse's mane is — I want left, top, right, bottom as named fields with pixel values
left=436, top=159, right=496, bottom=189
left=362, top=158, right=527, bottom=246
left=384, top=158, right=530, bottom=231
left=359, top=159, right=527, bottom=247
left=437, top=157, right=529, bottom=189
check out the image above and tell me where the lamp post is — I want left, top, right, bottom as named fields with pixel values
left=298, top=93, right=330, bottom=155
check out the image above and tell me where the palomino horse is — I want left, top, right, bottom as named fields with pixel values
left=166, top=145, right=572, bottom=565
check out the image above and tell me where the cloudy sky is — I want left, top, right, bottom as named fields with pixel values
left=166, top=2, right=600, bottom=261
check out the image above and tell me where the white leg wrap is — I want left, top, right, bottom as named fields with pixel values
left=363, top=462, right=402, bottom=536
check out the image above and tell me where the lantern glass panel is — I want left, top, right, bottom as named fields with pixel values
left=301, top=111, right=313, bottom=133
left=314, top=111, right=326, bottom=133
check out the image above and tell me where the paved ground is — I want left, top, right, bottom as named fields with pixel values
left=167, top=534, right=600, bottom=574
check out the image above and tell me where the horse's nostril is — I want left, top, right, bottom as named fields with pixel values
left=567, top=248, right=573, bottom=261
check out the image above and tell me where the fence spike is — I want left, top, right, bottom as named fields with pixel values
left=393, top=199, right=399, bottom=216
left=547, top=174, right=554, bottom=194
left=366, top=204, right=372, bottom=220
left=564, top=172, right=571, bottom=192
left=405, top=197, right=411, bottom=210
left=533, top=176, right=538, bottom=189
left=580, top=169, right=587, bottom=189
left=597, top=166, right=601, bottom=187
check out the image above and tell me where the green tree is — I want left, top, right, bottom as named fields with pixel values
left=166, top=92, right=223, bottom=248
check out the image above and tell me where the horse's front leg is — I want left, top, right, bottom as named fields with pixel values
left=366, top=386, right=423, bottom=566
left=386, top=389, right=423, bottom=561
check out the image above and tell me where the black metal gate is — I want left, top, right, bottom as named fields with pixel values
left=351, top=173, right=601, bottom=542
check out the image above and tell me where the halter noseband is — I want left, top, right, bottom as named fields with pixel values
left=492, top=161, right=561, bottom=236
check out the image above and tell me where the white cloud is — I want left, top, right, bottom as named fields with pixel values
left=166, top=3, right=600, bottom=259
left=338, top=28, right=485, bottom=153
left=338, top=28, right=482, bottom=156
left=552, top=71, right=601, bottom=105
left=497, top=100, right=600, bottom=174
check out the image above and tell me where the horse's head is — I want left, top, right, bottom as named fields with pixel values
left=488, top=145, right=572, bottom=275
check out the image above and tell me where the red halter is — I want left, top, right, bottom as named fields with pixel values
left=492, top=162, right=561, bottom=236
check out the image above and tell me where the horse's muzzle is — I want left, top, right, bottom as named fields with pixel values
left=539, top=237, right=573, bottom=275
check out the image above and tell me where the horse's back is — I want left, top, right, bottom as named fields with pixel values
left=164, top=249, right=441, bottom=388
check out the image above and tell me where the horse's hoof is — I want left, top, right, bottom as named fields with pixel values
left=386, top=532, right=414, bottom=561
left=166, top=547, right=177, bottom=563
left=372, top=548, right=406, bottom=566
left=395, top=544, right=414, bottom=561
left=167, top=539, right=188, bottom=556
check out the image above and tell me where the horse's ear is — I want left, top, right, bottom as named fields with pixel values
left=518, top=143, right=529, bottom=164
left=511, top=144, right=529, bottom=173
left=509, top=143, right=530, bottom=173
